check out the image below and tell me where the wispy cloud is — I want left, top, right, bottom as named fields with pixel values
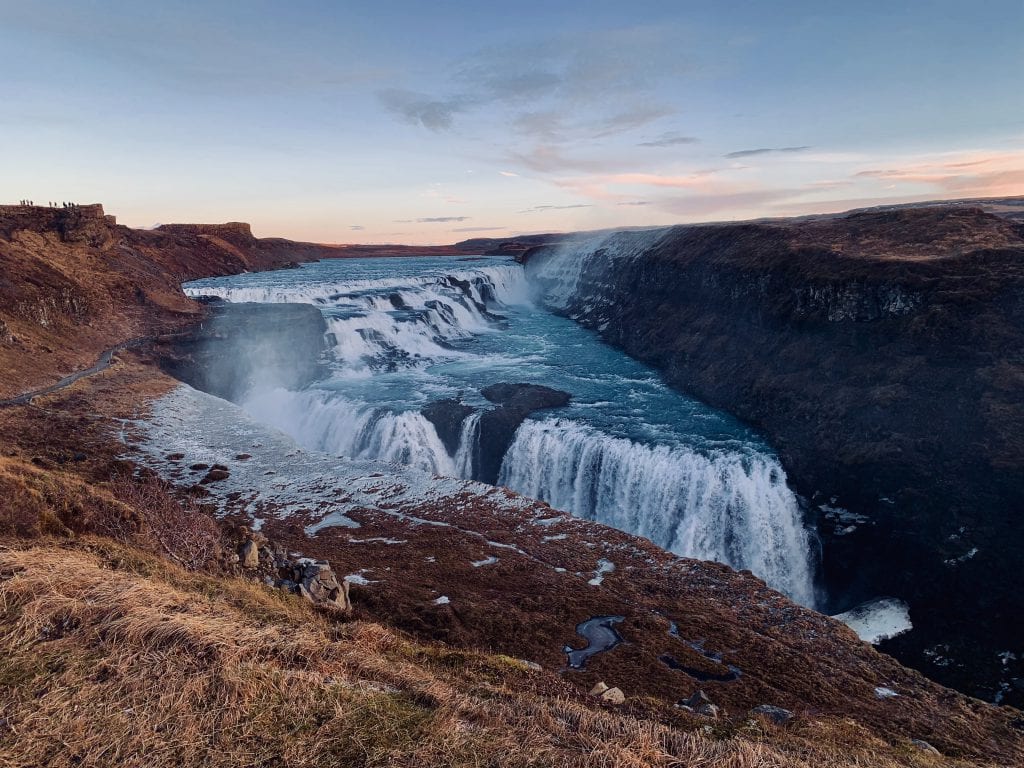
left=378, top=89, right=474, bottom=131
left=380, top=25, right=691, bottom=161
left=724, top=146, right=811, bottom=159
left=853, top=150, right=1024, bottom=196
left=637, top=132, right=699, bottom=148
left=591, top=107, right=675, bottom=138
left=452, top=225, right=508, bottom=232
left=349, top=225, right=365, bottom=230
left=394, top=216, right=472, bottom=223
left=499, top=170, right=520, bottom=177
left=519, top=204, right=593, bottom=213
left=617, top=200, right=651, bottom=206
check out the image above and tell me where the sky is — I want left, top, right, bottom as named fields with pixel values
left=1, top=0, right=1022, bottom=244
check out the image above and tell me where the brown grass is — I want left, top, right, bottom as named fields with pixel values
left=0, top=458, right=222, bottom=572
left=0, top=539, right=983, bottom=768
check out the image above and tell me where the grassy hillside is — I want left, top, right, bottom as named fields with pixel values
left=0, top=538, right=992, bottom=768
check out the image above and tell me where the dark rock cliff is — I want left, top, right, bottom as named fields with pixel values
left=156, top=301, right=329, bottom=402
left=422, top=383, right=571, bottom=483
left=523, top=206, right=1024, bottom=705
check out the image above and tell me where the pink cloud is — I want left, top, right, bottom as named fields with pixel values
left=854, top=150, right=1024, bottom=197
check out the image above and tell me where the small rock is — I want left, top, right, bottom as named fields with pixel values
left=189, top=463, right=209, bottom=471
left=239, top=540, right=260, bottom=568
left=166, top=453, right=185, bottom=461
left=678, top=690, right=719, bottom=718
left=201, top=469, right=230, bottom=483
left=589, top=682, right=610, bottom=696
left=519, top=660, right=543, bottom=672
left=750, top=704, right=793, bottom=725
left=910, top=739, right=941, bottom=756
left=235, top=453, right=252, bottom=461
left=874, top=686, right=899, bottom=699
left=600, top=687, right=625, bottom=705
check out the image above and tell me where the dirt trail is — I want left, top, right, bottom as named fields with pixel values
left=0, top=338, right=147, bottom=408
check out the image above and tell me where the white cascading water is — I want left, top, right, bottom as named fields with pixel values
left=186, top=265, right=528, bottom=375
left=243, top=388, right=456, bottom=476
left=453, top=411, right=482, bottom=478
left=527, top=228, right=672, bottom=311
left=499, top=419, right=816, bottom=606
left=187, top=257, right=818, bottom=606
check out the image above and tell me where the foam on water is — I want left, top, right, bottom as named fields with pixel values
left=499, top=418, right=816, bottom=605
left=243, top=388, right=456, bottom=476
left=182, top=255, right=820, bottom=607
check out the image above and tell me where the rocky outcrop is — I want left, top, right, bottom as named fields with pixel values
left=524, top=206, right=1024, bottom=705
left=235, top=532, right=351, bottom=611
left=420, top=399, right=475, bottom=455
left=421, top=383, right=571, bottom=483
left=476, top=383, right=571, bottom=483
left=0, top=204, right=349, bottom=400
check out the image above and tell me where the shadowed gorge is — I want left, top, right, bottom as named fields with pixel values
left=523, top=205, right=1024, bottom=705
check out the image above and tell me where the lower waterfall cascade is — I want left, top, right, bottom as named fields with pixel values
left=184, top=255, right=818, bottom=606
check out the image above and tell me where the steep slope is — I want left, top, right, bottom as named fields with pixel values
left=0, top=205, right=345, bottom=400
left=523, top=206, right=1024, bottom=705
left=6, top=539, right=1017, bottom=768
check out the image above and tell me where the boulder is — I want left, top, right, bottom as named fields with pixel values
left=201, top=468, right=230, bottom=483
left=911, top=739, right=941, bottom=756
left=600, top=687, right=625, bottom=705
left=678, top=690, right=719, bottom=718
left=297, top=561, right=351, bottom=611
left=750, top=704, right=794, bottom=725
left=239, top=540, right=260, bottom=568
left=589, top=682, right=610, bottom=696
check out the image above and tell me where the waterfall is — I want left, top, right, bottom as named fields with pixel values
left=184, top=263, right=529, bottom=307
left=498, top=418, right=816, bottom=606
left=453, top=412, right=482, bottom=478
left=243, top=388, right=455, bottom=476
left=185, top=256, right=819, bottom=608
left=526, top=229, right=671, bottom=311
left=186, top=264, right=531, bottom=375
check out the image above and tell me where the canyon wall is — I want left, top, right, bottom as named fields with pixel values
left=523, top=206, right=1024, bottom=704
left=0, top=205, right=344, bottom=399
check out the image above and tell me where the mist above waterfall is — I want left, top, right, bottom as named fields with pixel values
left=183, top=256, right=819, bottom=606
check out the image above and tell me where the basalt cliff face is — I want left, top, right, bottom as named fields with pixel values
left=523, top=206, right=1024, bottom=705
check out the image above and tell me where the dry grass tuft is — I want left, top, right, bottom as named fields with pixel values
left=0, top=540, right=997, bottom=767
left=0, top=459, right=223, bottom=571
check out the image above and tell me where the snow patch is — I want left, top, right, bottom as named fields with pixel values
left=833, top=598, right=912, bottom=644
left=588, top=558, right=615, bottom=586
left=348, top=537, right=407, bottom=545
left=344, top=573, right=375, bottom=586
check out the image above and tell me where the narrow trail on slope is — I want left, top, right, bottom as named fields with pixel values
left=0, top=337, right=149, bottom=408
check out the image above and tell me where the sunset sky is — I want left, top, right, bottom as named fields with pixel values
left=2, top=0, right=1022, bottom=244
